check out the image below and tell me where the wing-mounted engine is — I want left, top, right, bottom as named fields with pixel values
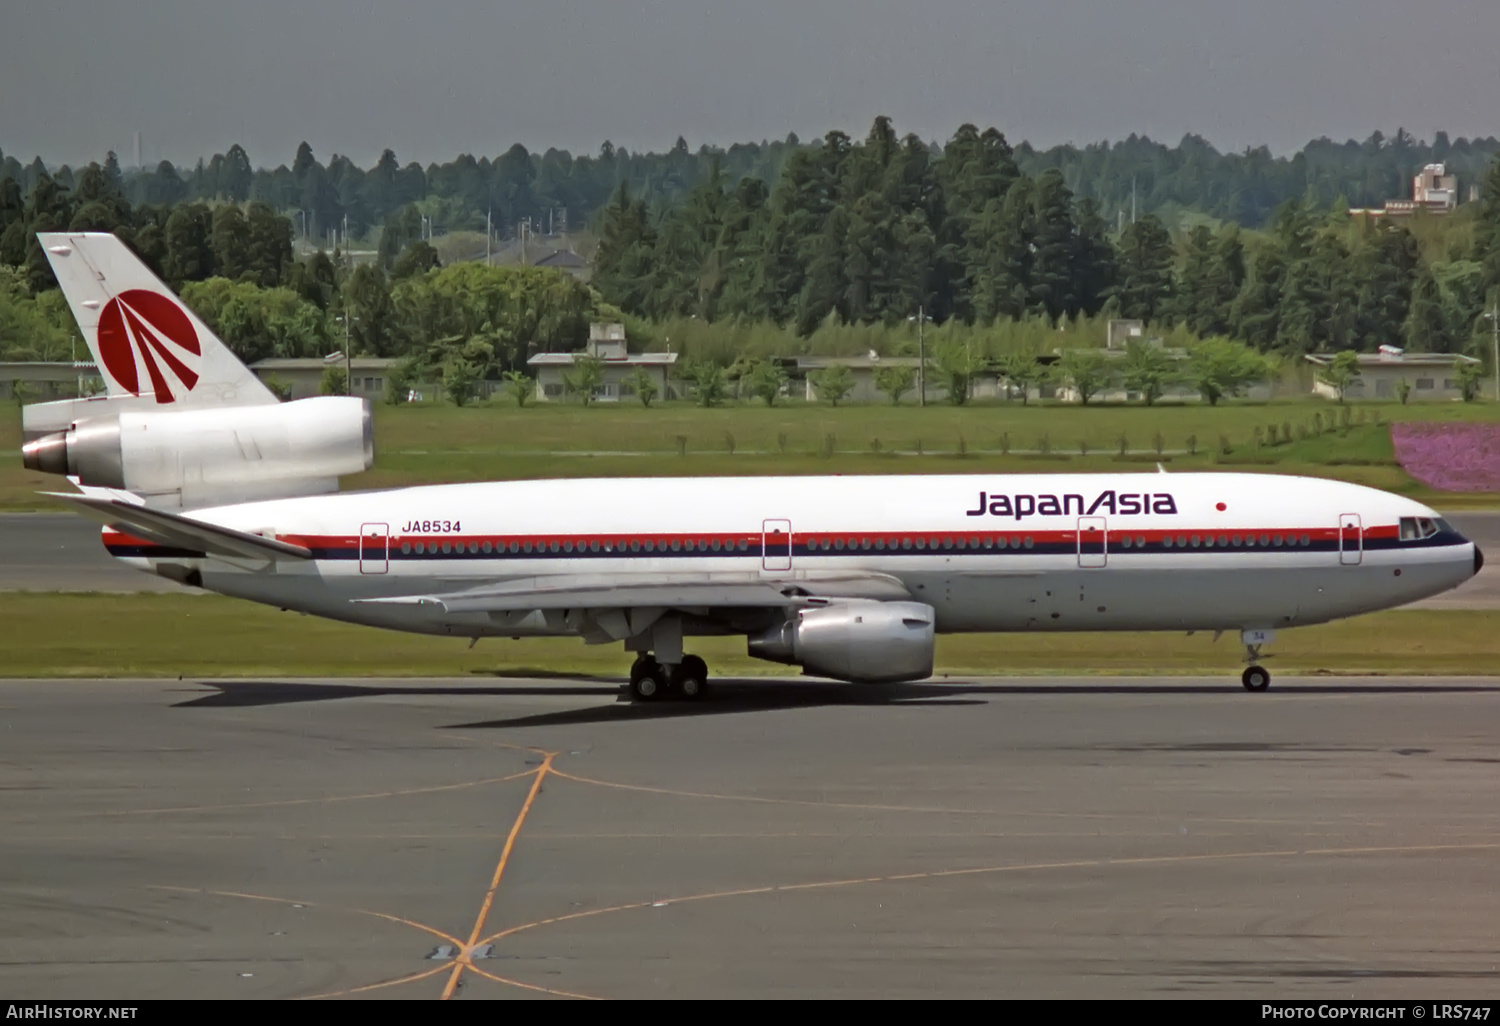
left=747, top=601, right=936, bottom=683
left=22, top=396, right=372, bottom=508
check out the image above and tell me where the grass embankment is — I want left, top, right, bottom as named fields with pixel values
left=2, top=593, right=1496, bottom=679
left=4, top=398, right=1500, bottom=510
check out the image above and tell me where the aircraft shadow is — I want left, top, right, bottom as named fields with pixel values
left=448, top=681, right=991, bottom=729
left=445, top=678, right=1500, bottom=730
left=171, top=679, right=1500, bottom=724
left=172, top=681, right=623, bottom=708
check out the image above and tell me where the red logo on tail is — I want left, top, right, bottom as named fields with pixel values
left=97, top=290, right=201, bottom=403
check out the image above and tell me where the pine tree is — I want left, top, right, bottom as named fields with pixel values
left=938, top=125, right=1019, bottom=321
left=1231, top=236, right=1289, bottom=350
left=21, top=172, right=73, bottom=291
left=1352, top=222, right=1419, bottom=348
left=1111, top=214, right=1174, bottom=322
left=1070, top=197, right=1117, bottom=317
left=592, top=181, right=658, bottom=314
left=1201, top=225, right=1246, bottom=336
left=1173, top=225, right=1215, bottom=328
left=210, top=205, right=250, bottom=280
left=163, top=203, right=216, bottom=285
left=1404, top=265, right=1450, bottom=352
left=1027, top=170, right=1079, bottom=322
left=1475, top=158, right=1500, bottom=292
left=972, top=176, right=1033, bottom=321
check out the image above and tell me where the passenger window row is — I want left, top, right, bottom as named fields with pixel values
left=400, top=538, right=755, bottom=555
left=1159, top=534, right=1311, bottom=549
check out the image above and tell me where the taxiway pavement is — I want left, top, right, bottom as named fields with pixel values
left=2, top=675, right=1498, bottom=999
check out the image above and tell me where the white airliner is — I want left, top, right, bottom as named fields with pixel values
left=21, top=233, right=1482, bottom=699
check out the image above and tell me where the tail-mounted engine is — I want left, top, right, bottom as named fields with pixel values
left=748, top=601, right=936, bottom=683
left=22, top=396, right=372, bottom=508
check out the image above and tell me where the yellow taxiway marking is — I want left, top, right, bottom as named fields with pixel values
left=441, top=752, right=556, bottom=1000
left=477, top=839, right=1500, bottom=952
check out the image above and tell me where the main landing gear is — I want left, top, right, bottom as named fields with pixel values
left=629, top=654, right=709, bottom=702
left=1240, top=628, right=1274, bottom=692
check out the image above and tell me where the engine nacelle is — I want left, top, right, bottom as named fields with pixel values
left=747, top=601, right=936, bottom=683
left=22, top=396, right=373, bottom=507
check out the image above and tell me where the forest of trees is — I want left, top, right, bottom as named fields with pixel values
left=592, top=119, right=1500, bottom=359
left=3, top=124, right=1497, bottom=242
left=0, top=154, right=615, bottom=391
left=2, top=119, right=1500, bottom=404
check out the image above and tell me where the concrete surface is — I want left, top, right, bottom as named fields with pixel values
left=1, top=675, right=1498, bottom=999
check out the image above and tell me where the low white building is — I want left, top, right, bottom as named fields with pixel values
left=777, top=353, right=1063, bottom=403
left=0, top=361, right=102, bottom=401
left=1050, top=348, right=1277, bottom=404
left=1305, top=350, right=1480, bottom=401
left=251, top=356, right=409, bottom=401
left=527, top=325, right=677, bottom=402
left=780, top=355, right=925, bottom=403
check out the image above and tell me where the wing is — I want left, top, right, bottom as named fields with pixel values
left=47, top=491, right=312, bottom=562
left=357, top=569, right=914, bottom=614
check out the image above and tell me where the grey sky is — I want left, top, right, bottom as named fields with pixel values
left=3, top=0, right=1498, bottom=169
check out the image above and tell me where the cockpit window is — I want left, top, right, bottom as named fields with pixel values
left=1400, top=517, right=1440, bottom=541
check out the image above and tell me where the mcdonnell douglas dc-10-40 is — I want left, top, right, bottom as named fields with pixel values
left=20, top=233, right=1482, bottom=699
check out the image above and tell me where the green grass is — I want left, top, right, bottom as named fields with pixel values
left=6, top=396, right=1500, bottom=510
left=2, top=593, right=1497, bottom=679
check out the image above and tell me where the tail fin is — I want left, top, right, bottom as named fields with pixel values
left=38, top=232, right=275, bottom=408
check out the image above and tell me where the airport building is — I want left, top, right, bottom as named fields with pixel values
left=1349, top=162, right=1466, bottom=218
left=1305, top=349, right=1481, bottom=401
left=527, top=323, right=678, bottom=402
left=249, top=356, right=404, bottom=401
left=530, top=249, right=591, bottom=281
left=0, top=361, right=103, bottom=401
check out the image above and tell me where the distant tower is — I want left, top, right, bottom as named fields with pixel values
left=133, top=131, right=141, bottom=170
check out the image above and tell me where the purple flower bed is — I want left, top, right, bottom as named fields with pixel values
left=1391, top=422, right=1500, bottom=492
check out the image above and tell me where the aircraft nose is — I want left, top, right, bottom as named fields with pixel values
left=1475, top=545, right=1485, bottom=577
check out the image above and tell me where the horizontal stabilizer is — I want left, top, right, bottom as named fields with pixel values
left=357, top=570, right=913, bottom=613
left=45, top=491, right=311, bottom=561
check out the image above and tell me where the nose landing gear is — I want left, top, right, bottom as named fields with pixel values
left=1240, top=628, right=1275, bottom=692
left=1241, top=665, right=1271, bottom=691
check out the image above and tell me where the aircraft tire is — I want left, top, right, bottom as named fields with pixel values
left=1241, top=665, right=1271, bottom=692
left=630, top=658, right=666, bottom=702
left=675, top=657, right=708, bottom=696
left=675, top=656, right=709, bottom=700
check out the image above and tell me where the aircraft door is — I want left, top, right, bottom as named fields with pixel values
left=1077, top=516, right=1107, bottom=568
left=359, top=522, right=389, bottom=575
left=762, top=519, right=793, bottom=572
left=1339, top=513, right=1362, bottom=566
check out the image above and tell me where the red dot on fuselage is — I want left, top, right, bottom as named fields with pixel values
left=1216, top=502, right=1227, bottom=511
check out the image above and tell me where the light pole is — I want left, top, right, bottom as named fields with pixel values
left=338, top=311, right=355, bottom=397
left=908, top=306, right=930, bottom=407
left=1487, top=300, right=1500, bottom=401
